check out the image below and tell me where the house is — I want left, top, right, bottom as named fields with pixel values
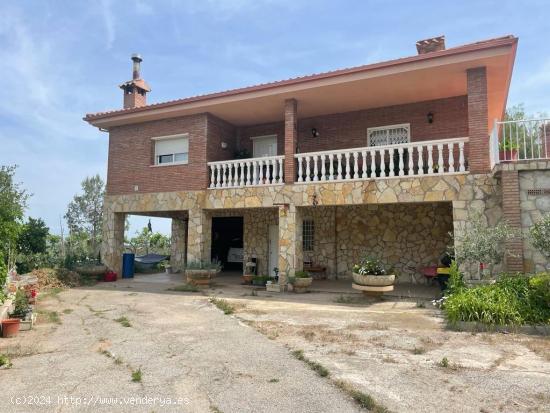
left=84, top=35, right=550, bottom=282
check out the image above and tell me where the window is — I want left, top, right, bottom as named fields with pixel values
left=153, top=134, right=189, bottom=166
left=251, top=135, right=277, bottom=157
left=302, top=219, right=314, bottom=252
left=367, top=124, right=410, bottom=147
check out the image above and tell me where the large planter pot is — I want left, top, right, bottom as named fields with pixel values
left=293, top=277, right=312, bottom=293
left=75, top=264, right=107, bottom=278
left=499, top=149, right=518, bottom=162
left=185, top=269, right=218, bottom=286
left=1, top=319, right=21, bottom=338
left=352, top=273, right=395, bottom=286
left=242, top=274, right=254, bottom=284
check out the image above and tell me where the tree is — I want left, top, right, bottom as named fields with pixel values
left=530, top=214, right=550, bottom=262
left=18, top=217, right=49, bottom=255
left=65, top=175, right=104, bottom=256
left=128, top=227, right=170, bottom=255
left=0, top=165, right=29, bottom=266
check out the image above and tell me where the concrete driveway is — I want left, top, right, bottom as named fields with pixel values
left=0, top=279, right=361, bottom=413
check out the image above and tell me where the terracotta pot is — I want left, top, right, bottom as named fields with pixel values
left=242, top=274, right=254, bottom=284
left=2, top=319, right=21, bottom=338
left=499, top=149, right=518, bottom=162
left=352, top=273, right=395, bottom=287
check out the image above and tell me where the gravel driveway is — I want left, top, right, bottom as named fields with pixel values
left=0, top=282, right=361, bottom=413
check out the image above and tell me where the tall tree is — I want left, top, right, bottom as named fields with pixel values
left=64, top=175, right=105, bottom=256
left=18, top=217, right=49, bottom=255
left=0, top=165, right=29, bottom=265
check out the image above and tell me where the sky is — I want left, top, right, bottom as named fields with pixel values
left=1, top=0, right=549, bottom=237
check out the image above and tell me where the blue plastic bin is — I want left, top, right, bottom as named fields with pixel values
left=122, top=253, right=135, bottom=278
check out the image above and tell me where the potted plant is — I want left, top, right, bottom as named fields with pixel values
left=1, top=318, right=20, bottom=338
left=10, top=289, right=31, bottom=320
left=291, top=271, right=313, bottom=293
left=185, top=260, right=221, bottom=286
left=352, top=256, right=395, bottom=295
left=499, top=140, right=519, bottom=161
left=251, top=275, right=270, bottom=286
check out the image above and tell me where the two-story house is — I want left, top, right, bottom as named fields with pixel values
left=85, top=35, right=550, bottom=282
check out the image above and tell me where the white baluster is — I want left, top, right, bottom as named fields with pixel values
left=305, top=156, right=311, bottom=182
left=313, top=155, right=319, bottom=181
left=344, top=152, right=351, bottom=180
left=361, top=150, right=367, bottom=179
left=437, top=144, right=444, bottom=174
left=407, top=146, right=414, bottom=175
left=337, top=153, right=343, bottom=180
left=252, top=159, right=258, bottom=185
left=388, top=149, right=395, bottom=177
left=239, top=162, right=244, bottom=186
left=369, top=149, right=376, bottom=178
left=246, top=161, right=252, bottom=185
left=458, top=142, right=465, bottom=172
left=418, top=145, right=424, bottom=175
left=215, top=164, right=221, bottom=188
left=297, top=156, right=304, bottom=182
left=329, top=154, right=335, bottom=180
left=397, top=147, right=404, bottom=177
left=353, top=151, right=359, bottom=179
left=228, top=163, right=234, bottom=187
left=427, top=145, right=433, bottom=174
left=321, top=154, right=327, bottom=181
left=447, top=143, right=455, bottom=173
left=278, top=158, right=284, bottom=183
left=209, top=165, right=215, bottom=188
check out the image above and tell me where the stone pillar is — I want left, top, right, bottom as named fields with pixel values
left=170, top=218, right=188, bottom=272
left=467, top=67, right=490, bottom=174
left=187, top=208, right=211, bottom=264
left=284, top=98, right=298, bottom=184
left=502, top=170, right=524, bottom=272
left=101, top=210, right=126, bottom=275
left=278, top=205, right=302, bottom=284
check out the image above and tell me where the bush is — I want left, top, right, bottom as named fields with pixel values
left=352, top=257, right=389, bottom=276
left=294, top=270, right=311, bottom=278
left=530, top=214, right=550, bottom=260
left=444, top=273, right=550, bottom=326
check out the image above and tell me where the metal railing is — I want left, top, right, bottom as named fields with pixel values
left=491, top=118, right=550, bottom=165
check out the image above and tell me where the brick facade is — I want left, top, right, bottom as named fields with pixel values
left=467, top=67, right=490, bottom=173
left=284, top=99, right=298, bottom=183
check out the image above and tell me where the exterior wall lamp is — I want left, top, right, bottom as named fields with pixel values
left=311, top=128, right=320, bottom=138
left=427, top=112, right=434, bottom=124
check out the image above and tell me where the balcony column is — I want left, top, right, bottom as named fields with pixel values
left=170, top=217, right=188, bottom=272
left=278, top=204, right=302, bottom=285
left=467, top=67, right=490, bottom=173
left=284, top=98, right=298, bottom=183
left=100, top=210, right=126, bottom=275
left=187, top=208, right=211, bottom=264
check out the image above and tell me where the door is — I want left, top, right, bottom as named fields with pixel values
left=253, top=135, right=277, bottom=158
left=268, top=224, right=279, bottom=277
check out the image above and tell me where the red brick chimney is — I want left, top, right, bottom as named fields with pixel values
left=416, top=36, right=446, bottom=54
left=119, top=54, right=151, bottom=109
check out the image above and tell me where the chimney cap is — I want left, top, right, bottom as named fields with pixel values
left=131, top=53, right=142, bottom=62
left=416, top=36, right=446, bottom=54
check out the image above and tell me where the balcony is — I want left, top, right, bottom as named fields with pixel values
left=208, top=155, right=285, bottom=188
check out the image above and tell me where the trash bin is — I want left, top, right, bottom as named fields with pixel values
left=122, top=253, right=135, bottom=278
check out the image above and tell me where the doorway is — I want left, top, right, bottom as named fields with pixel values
left=268, top=224, right=279, bottom=277
left=211, top=217, right=243, bottom=272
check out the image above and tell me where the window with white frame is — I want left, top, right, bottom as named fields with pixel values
left=367, top=124, right=410, bottom=146
left=302, top=219, right=314, bottom=252
left=153, top=134, right=189, bottom=165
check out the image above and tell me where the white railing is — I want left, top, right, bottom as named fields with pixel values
left=208, top=155, right=284, bottom=188
left=295, top=137, right=468, bottom=183
left=492, top=118, right=550, bottom=163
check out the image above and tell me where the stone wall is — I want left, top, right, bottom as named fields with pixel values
left=520, top=169, right=550, bottom=272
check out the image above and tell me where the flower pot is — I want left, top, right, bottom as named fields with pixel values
left=293, top=277, right=312, bottom=293
left=352, top=273, right=395, bottom=287
left=242, top=274, right=254, bottom=284
left=185, top=269, right=217, bottom=286
left=2, top=319, right=21, bottom=338
left=499, top=149, right=518, bottom=162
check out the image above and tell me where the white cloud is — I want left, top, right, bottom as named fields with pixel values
left=99, top=0, right=116, bottom=49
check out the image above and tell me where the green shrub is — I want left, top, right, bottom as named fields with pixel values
left=352, top=256, right=389, bottom=275
left=443, top=273, right=550, bottom=326
left=294, top=270, right=311, bottom=278
left=530, top=214, right=550, bottom=260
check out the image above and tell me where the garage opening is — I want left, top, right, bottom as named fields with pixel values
left=211, top=217, right=243, bottom=273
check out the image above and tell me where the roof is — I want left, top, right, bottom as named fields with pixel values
left=84, top=35, right=517, bottom=126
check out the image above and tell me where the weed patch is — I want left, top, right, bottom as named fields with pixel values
left=0, top=354, right=12, bottom=368
left=131, top=368, right=142, bottom=382
left=37, top=309, right=61, bottom=324
left=115, top=316, right=131, bottom=327
left=334, top=380, right=389, bottom=412
left=169, top=284, right=200, bottom=293
left=210, top=297, right=235, bottom=315
left=291, top=349, right=330, bottom=377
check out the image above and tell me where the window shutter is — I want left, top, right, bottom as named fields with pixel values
left=155, top=137, right=188, bottom=156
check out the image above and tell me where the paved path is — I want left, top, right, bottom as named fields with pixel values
left=0, top=282, right=361, bottom=413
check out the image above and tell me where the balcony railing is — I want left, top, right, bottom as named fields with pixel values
left=490, top=118, right=550, bottom=166
left=208, top=155, right=284, bottom=188
left=295, top=137, right=468, bottom=183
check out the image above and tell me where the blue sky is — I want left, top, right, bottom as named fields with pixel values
left=1, top=0, right=549, bottom=236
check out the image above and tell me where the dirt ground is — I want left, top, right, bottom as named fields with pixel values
left=226, top=292, right=550, bottom=413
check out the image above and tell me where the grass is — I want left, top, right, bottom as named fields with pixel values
left=0, top=354, right=12, bottom=368
left=438, top=357, right=449, bottom=368
left=291, top=349, right=330, bottom=377
left=334, top=380, right=390, bottom=412
left=268, top=378, right=279, bottom=383
left=62, top=308, right=73, bottom=314
left=37, top=309, right=61, bottom=324
left=115, top=316, right=131, bottom=327
left=169, top=284, right=200, bottom=292
left=411, top=346, right=426, bottom=355
left=210, top=297, right=235, bottom=315
left=39, top=287, right=64, bottom=301
left=131, top=368, right=142, bottom=382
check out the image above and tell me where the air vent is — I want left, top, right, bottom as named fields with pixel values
left=527, top=189, right=550, bottom=196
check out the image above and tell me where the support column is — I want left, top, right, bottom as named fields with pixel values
left=284, top=98, right=298, bottom=183
left=101, top=210, right=126, bottom=275
left=278, top=205, right=302, bottom=284
left=187, top=208, right=211, bottom=264
left=467, top=67, right=490, bottom=173
left=170, top=218, right=188, bottom=272
left=502, top=170, right=524, bottom=272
